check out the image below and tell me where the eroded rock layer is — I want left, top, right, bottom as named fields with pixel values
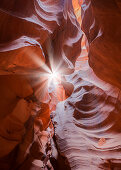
left=53, top=71, right=121, bottom=170
left=0, top=0, right=82, bottom=169
left=81, top=0, right=121, bottom=89
left=0, top=0, right=82, bottom=74
left=0, top=0, right=121, bottom=169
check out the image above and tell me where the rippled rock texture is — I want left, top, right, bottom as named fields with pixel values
left=53, top=71, right=121, bottom=170
left=0, top=0, right=82, bottom=74
left=0, top=0, right=121, bottom=169
left=53, top=0, right=121, bottom=169
left=81, top=0, right=121, bottom=89
left=0, top=0, right=82, bottom=169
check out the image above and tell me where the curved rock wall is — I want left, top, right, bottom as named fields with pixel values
left=0, top=0, right=82, bottom=169
left=0, top=0, right=121, bottom=169
left=53, top=0, right=121, bottom=169
left=0, top=0, right=82, bottom=74
left=53, top=71, right=121, bottom=170
left=81, top=0, right=121, bottom=89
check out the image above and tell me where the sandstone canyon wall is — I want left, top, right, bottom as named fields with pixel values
left=0, top=0, right=81, bottom=169
left=53, top=0, right=121, bottom=169
left=0, top=0, right=121, bottom=170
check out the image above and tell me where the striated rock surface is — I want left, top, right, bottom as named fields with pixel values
left=53, top=71, right=121, bottom=170
left=0, top=0, right=82, bottom=169
left=81, top=0, right=121, bottom=89
left=52, top=1, right=121, bottom=169
left=0, top=0, right=121, bottom=169
left=0, top=0, right=82, bottom=74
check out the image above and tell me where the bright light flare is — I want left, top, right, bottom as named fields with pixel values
left=49, top=71, right=58, bottom=81
left=48, top=71, right=61, bottom=85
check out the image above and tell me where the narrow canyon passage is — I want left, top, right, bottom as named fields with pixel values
left=0, top=0, right=121, bottom=170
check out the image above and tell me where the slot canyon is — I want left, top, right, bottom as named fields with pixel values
left=0, top=0, right=121, bottom=169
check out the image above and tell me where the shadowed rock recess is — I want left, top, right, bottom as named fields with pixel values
left=0, top=0, right=121, bottom=170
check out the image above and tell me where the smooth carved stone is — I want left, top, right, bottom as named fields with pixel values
left=81, top=0, right=121, bottom=89
left=0, top=75, right=33, bottom=119
left=0, top=0, right=82, bottom=75
left=11, top=99, right=31, bottom=124
left=0, top=99, right=31, bottom=158
left=7, top=75, right=33, bottom=98
left=36, top=103, right=50, bottom=130
left=0, top=46, right=45, bottom=72
left=53, top=72, right=121, bottom=169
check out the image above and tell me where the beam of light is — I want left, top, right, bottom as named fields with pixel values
left=49, top=71, right=59, bottom=82
left=25, top=47, right=52, bottom=74
left=47, top=71, right=61, bottom=90
left=23, top=41, right=66, bottom=99
left=30, top=66, right=62, bottom=94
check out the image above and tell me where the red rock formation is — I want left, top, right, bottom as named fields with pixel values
left=81, top=0, right=121, bottom=89
left=0, top=0, right=121, bottom=169
left=52, top=0, right=121, bottom=169
left=0, top=0, right=82, bottom=169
